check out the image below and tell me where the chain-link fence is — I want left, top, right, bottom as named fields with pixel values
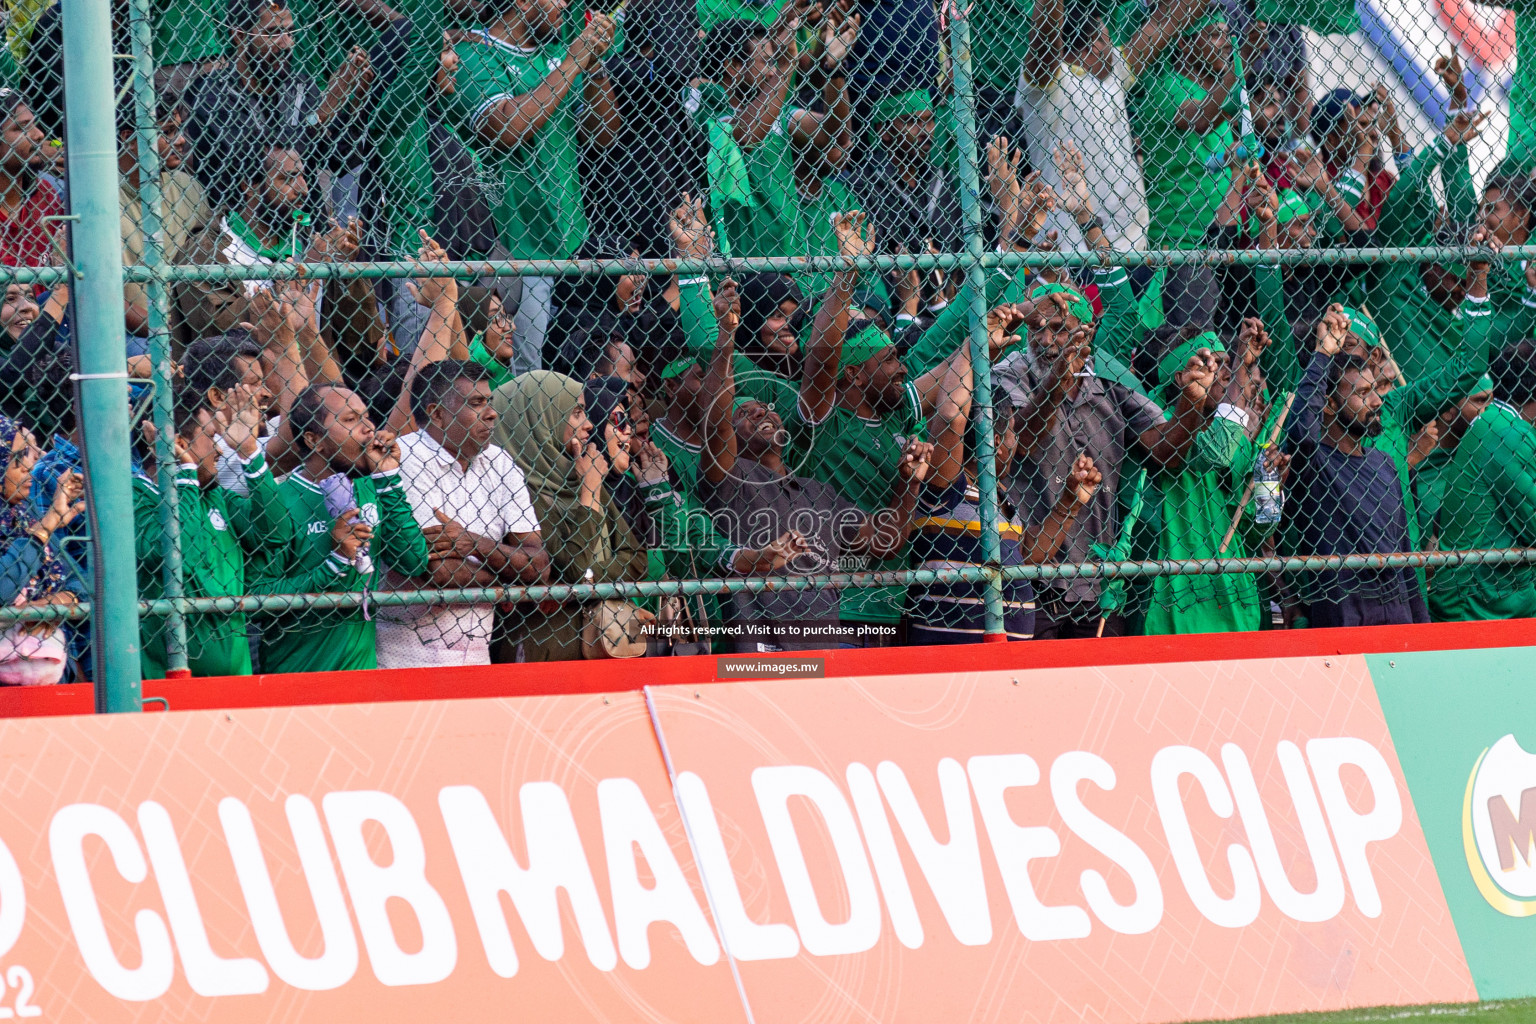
left=0, top=0, right=1532, bottom=688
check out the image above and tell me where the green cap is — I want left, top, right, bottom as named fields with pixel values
left=1338, top=306, right=1381, bottom=348
left=661, top=355, right=701, bottom=380
left=1157, top=331, right=1225, bottom=389
left=1275, top=189, right=1314, bottom=226
left=1473, top=373, right=1495, bottom=394
left=872, top=89, right=933, bottom=124
left=837, top=322, right=895, bottom=373
left=1030, top=282, right=1093, bottom=325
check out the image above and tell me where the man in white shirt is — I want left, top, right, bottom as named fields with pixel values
left=375, top=361, right=551, bottom=667
left=1015, top=0, right=1204, bottom=251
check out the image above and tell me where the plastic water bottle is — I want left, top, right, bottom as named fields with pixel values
left=1252, top=444, right=1283, bottom=524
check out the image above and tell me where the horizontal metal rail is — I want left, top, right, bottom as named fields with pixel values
left=3, top=245, right=1536, bottom=286
left=19, top=547, right=1536, bottom=623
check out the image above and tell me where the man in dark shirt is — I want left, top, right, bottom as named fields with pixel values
left=851, top=89, right=963, bottom=260
left=995, top=283, right=1214, bottom=637
left=185, top=0, right=379, bottom=205
left=698, top=277, right=932, bottom=652
left=1283, top=307, right=1428, bottom=627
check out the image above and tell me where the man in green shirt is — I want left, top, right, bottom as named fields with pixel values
left=1134, top=13, right=1244, bottom=251
left=257, top=384, right=430, bottom=674
left=694, top=16, right=855, bottom=265
left=1479, top=173, right=1536, bottom=357
left=1486, top=0, right=1536, bottom=173
left=1430, top=353, right=1536, bottom=622
left=1142, top=323, right=1272, bottom=635
left=448, top=0, right=620, bottom=374
left=1363, top=115, right=1484, bottom=382
left=135, top=385, right=296, bottom=679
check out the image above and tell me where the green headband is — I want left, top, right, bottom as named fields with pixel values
left=872, top=89, right=933, bottom=124
left=1338, top=306, right=1381, bottom=348
left=1275, top=189, right=1313, bottom=226
left=1157, top=331, right=1225, bottom=389
left=1030, top=283, right=1093, bottom=325
left=1182, top=10, right=1226, bottom=35
left=838, top=322, right=895, bottom=373
left=661, top=356, right=701, bottom=380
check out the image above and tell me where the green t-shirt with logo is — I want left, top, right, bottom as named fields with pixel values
left=257, top=469, right=430, bottom=674
left=134, top=452, right=292, bottom=679
left=1137, top=69, right=1239, bottom=249
left=789, top=380, right=927, bottom=624
left=450, top=31, right=588, bottom=259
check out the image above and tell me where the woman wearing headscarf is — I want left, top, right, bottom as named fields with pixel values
left=0, top=417, right=88, bottom=683
left=493, top=371, right=650, bottom=661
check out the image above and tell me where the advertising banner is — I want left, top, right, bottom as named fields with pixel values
left=0, top=694, right=745, bottom=1023
left=0, top=651, right=1494, bottom=1022
left=1370, top=646, right=1536, bottom=1001
left=648, top=657, right=1474, bottom=1023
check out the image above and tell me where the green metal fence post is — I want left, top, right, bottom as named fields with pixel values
left=127, top=0, right=189, bottom=678
left=62, top=0, right=144, bottom=711
left=947, top=4, right=1008, bottom=640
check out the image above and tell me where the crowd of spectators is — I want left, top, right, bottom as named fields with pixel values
left=0, top=0, right=1532, bottom=678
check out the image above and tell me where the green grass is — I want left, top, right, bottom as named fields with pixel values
left=1206, top=1000, right=1536, bottom=1024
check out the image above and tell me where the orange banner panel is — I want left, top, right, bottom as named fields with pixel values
left=0, top=694, right=745, bottom=1023
left=647, top=656, right=1475, bottom=1023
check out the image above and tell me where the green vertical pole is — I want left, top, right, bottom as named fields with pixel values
left=947, top=7, right=1007, bottom=640
left=62, top=0, right=144, bottom=711
left=127, top=0, right=188, bottom=678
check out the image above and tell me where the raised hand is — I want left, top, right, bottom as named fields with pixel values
left=1065, top=454, right=1102, bottom=506
left=1052, top=140, right=1092, bottom=220
left=986, top=135, right=1023, bottom=206
left=896, top=439, right=933, bottom=482
left=363, top=428, right=401, bottom=474
left=1019, top=172, right=1058, bottom=240
left=820, top=7, right=861, bottom=65
left=714, top=276, right=741, bottom=335
left=217, top=383, right=266, bottom=456
left=668, top=193, right=715, bottom=260
left=832, top=209, right=871, bottom=260
left=1287, top=145, right=1329, bottom=192
left=1445, top=108, right=1488, bottom=146
left=1246, top=167, right=1278, bottom=224
left=411, top=229, right=455, bottom=308
left=985, top=302, right=1026, bottom=359
left=1237, top=316, right=1271, bottom=365
left=1315, top=302, right=1350, bottom=356
left=571, top=12, right=617, bottom=70
left=47, top=469, right=85, bottom=526
left=633, top=440, right=671, bottom=487
left=1178, top=347, right=1221, bottom=405
left=1434, top=49, right=1468, bottom=108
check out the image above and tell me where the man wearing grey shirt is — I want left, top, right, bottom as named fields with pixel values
left=994, top=283, right=1216, bottom=637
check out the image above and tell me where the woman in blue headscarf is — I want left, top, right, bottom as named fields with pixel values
left=0, top=415, right=87, bottom=683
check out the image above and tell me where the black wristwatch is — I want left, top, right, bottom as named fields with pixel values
left=1079, top=214, right=1105, bottom=234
